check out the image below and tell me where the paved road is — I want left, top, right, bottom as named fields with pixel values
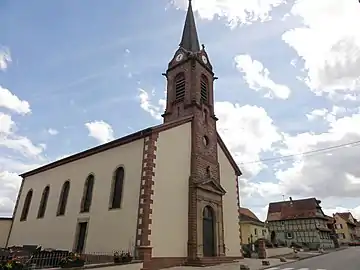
left=265, top=247, right=360, bottom=270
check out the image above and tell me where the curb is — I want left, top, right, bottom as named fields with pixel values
left=259, top=252, right=328, bottom=269
left=259, top=247, right=349, bottom=270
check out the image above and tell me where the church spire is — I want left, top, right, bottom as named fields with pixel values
left=179, top=0, right=200, bottom=52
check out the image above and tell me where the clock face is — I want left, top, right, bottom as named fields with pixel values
left=176, top=53, right=184, bottom=62
left=202, top=55, right=208, bottom=64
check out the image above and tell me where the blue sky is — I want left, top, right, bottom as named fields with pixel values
left=1, top=0, right=360, bottom=220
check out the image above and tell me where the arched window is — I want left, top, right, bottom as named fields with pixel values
left=20, top=189, right=33, bottom=221
left=37, top=186, right=50, bottom=219
left=175, top=73, right=185, bottom=101
left=57, top=181, right=70, bottom=216
left=200, top=74, right=208, bottom=103
left=110, top=167, right=125, bottom=209
left=80, top=175, right=94, bottom=213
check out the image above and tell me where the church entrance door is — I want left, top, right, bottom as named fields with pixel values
left=202, top=206, right=215, bottom=257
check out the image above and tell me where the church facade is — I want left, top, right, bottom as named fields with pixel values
left=6, top=1, right=243, bottom=269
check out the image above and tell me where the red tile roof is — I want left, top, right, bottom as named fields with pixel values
left=335, top=212, right=356, bottom=226
left=267, top=197, right=326, bottom=221
left=239, top=207, right=260, bottom=221
left=239, top=207, right=264, bottom=224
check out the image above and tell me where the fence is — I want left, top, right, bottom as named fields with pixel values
left=1, top=248, right=134, bottom=269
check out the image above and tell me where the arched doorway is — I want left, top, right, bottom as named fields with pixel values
left=203, top=206, right=215, bottom=257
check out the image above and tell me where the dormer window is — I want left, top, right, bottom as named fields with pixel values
left=175, top=73, right=185, bottom=101
left=200, top=75, right=208, bottom=103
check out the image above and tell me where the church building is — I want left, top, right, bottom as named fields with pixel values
left=6, top=1, right=243, bottom=269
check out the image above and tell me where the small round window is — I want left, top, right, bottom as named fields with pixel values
left=203, top=135, right=209, bottom=146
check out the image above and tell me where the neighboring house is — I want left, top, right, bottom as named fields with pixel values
left=239, top=207, right=268, bottom=244
left=325, top=215, right=339, bottom=248
left=355, top=219, right=360, bottom=239
left=333, top=212, right=357, bottom=244
left=0, top=217, right=12, bottom=248
left=6, top=1, right=243, bottom=268
left=266, top=197, right=334, bottom=249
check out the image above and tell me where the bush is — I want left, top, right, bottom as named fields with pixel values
left=0, top=259, right=24, bottom=270
left=113, top=251, right=133, bottom=264
left=59, top=253, right=85, bottom=268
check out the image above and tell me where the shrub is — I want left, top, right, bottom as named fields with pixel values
left=0, top=259, right=24, bottom=270
left=59, top=253, right=85, bottom=268
left=113, top=251, right=133, bottom=264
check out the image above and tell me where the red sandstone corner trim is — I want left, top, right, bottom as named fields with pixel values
left=136, top=132, right=159, bottom=252
left=236, top=176, right=243, bottom=256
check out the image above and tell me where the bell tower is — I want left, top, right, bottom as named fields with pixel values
left=162, top=0, right=215, bottom=124
left=162, top=0, right=227, bottom=263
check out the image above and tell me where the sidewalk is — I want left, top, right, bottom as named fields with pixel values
left=168, top=258, right=295, bottom=270
left=169, top=248, right=347, bottom=270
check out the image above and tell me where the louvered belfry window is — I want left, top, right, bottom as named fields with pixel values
left=201, top=75, right=208, bottom=103
left=175, top=73, right=185, bottom=101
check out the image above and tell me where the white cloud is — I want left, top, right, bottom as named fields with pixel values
left=274, top=112, right=360, bottom=199
left=138, top=88, right=166, bottom=120
left=0, top=86, right=31, bottom=115
left=0, top=171, right=22, bottom=217
left=171, top=0, right=287, bottom=28
left=85, top=120, right=115, bottom=144
left=322, top=205, right=360, bottom=220
left=0, top=47, right=11, bottom=71
left=215, top=102, right=282, bottom=176
left=306, top=106, right=351, bottom=123
left=0, top=113, right=44, bottom=158
left=0, top=136, right=45, bottom=158
left=282, top=0, right=360, bottom=97
left=235, top=55, right=291, bottom=99
left=48, top=128, right=59, bottom=136
left=0, top=120, right=45, bottom=216
left=0, top=113, right=15, bottom=134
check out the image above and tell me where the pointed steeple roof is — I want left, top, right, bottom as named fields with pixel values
left=179, top=0, right=200, bottom=52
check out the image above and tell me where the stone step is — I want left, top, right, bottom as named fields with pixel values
left=184, top=257, right=237, bottom=267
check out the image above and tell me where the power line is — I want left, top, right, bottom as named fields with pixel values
left=239, top=139, right=360, bottom=165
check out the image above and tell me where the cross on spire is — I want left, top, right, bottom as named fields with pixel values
left=179, top=0, right=200, bottom=52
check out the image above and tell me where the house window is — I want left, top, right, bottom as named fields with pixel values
left=37, top=186, right=50, bottom=219
left=57, top=181, right=70, bottom=216
left=175, top=73, right=185, bottom=101
left=262, top=230, right=266, bottom=236
left=110, top=167, right=125, bottom=209
left=254, top=228, right=258, bottom=236
left=81, top=174, right=94, bottom=213
left=20, top=189, right=33, bottom=221
left=200, top=74, right=208, bottom=103
left=285, top=232, right=293, bottom=239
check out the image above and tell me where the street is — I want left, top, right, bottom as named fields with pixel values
left=265, top=247, right=360, bottom=270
